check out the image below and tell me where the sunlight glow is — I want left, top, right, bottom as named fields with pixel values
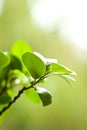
left=31, top=0, right=87, bottom=50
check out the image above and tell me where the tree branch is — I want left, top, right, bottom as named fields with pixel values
left=0, top=86, right=32, bottom=116
left=0, top=73, right=47, bottom=116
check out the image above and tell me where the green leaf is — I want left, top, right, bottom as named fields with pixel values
left=10, top=55, right=22, bottom=70
left=25, top=88, right=40, bottom=104
left=0, top=93, right=11, bottom=104
left=0, top=52, right=10, bottom=70
left=36, top=87, right=52, bottom=106
left=50, top=63, right=76, bottom=75
left=11, top=40, right=32, bottom=59
left=22, top=52, right=46, bottom=79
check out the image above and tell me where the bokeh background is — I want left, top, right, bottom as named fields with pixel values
left=0, top=0, right=87, bottom=130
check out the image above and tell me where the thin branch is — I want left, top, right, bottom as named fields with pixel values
left=0, top=86, right=32, bottom=116
left=0, top=73, right=47, bottom=116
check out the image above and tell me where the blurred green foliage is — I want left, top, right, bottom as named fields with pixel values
left=0, top=0, right=87, bottom=130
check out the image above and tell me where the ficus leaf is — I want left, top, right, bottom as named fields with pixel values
left=36, top=87, right=52, bottom=106
left=22, top=52, right=46, bottom=79
left=49, top=63, right=76, bottom=75
left=10, top=55, right=22, bottom=70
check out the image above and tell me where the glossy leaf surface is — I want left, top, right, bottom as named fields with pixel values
left=22, top=52, right=46, bottom=79
left=36, top=87, right=52, bottom=106
left=10, top=55, right=22, bottom=70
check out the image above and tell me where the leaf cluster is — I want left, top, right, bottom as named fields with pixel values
left=0, top=40, right=76, bottom=116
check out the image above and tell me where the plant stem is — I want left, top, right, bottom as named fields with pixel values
left=0, top=73, right=47, bottom=116
left=0, top=86, right=32, bottom=116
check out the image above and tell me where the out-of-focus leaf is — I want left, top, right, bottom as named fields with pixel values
left=36, top=87, right=52, bottom=106
left=61, top=75, right=76, bottom=82
left=0, top=93, right=11, bottom=104
left=22, top=52, right=46, bottom=79
left=0, top=52, right=10, bottom=70
left=10, top=55, right=22, bottom=70
left=11, top=40, right=32, bottom=59
left=60, top=75, right=76, bottom=86
left=8, top=70, right=30, bottom=88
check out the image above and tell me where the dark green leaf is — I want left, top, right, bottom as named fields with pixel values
left=0, top=93, right=11, bottom=104
left=22, top=52, right=46, bottom=79
left=36, top=87, right=52, bottom=106
left=25, top=88, right=40, bottom=104
left=11, top=40, right=32, bottom=59
left=0, top=52, right=10, bottom=70
left=10, top=55, right=22, bottom=70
